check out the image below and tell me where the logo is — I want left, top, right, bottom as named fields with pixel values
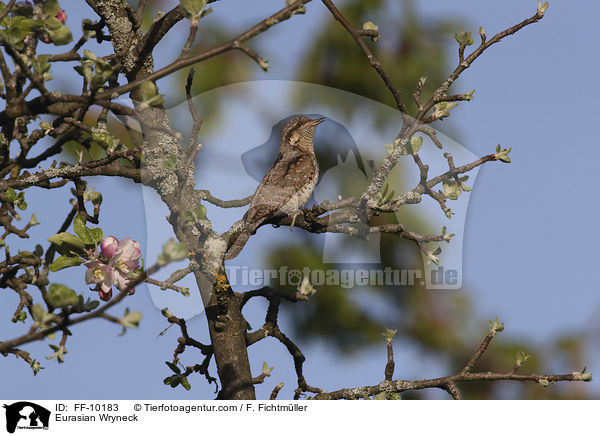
left=3, top=402, right=50, bottom=434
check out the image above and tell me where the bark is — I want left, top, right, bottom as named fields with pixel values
left=193, top=267, right=255, bottom=399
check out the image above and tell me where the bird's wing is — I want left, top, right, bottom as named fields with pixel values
left=246, top=151, right=316, bottom=223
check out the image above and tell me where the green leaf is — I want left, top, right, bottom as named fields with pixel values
left=31, top=304, right=60, bottom=329
left=120, top=308, right=142, bottom=329
left=90, top=228, right=103, bottom=245
left=83, top=299, right=100, bottom=312
left=433, top=101, right=459, bottom=119
left=74, top=64, right=93, bottom=84
left=382, top=328, right=397, bottom=341
left=43, top=0, right=60, bottom=16
left=158, top=239, right=189, bottom=267
left=29, top=214, right=40, bottom=226
left=46, top=344, right=67, bottom=363
left=165, top=361, right=181, bottom=374
left=84, top=189, right=103, bottom=206
left=90, top=58, right=116, bottom=90
left=516, top=350, right=530, bottom=366
left=168, top=376, right=180, bottom=388
left=32, top=304, right=45, bottom=323
left=49, top=255, right=84, bottom=272
left=195, top=203, right=207, bottom=220
left=30, top=360, right=44, bottom=375
left=362, top=21, right=378, bottom=31
left=495, top=145, right=512, bottom=163
left=442, top=179, right=462, bottom=200
left=183, top=203, right=207, bottom=225
left=11, top=311, right=27, bottom=323
left=49, top=283, right=79, bottom=307
left=45, top=16, right=62, bottom=30
left=426, top=247, right=442, bottom=265
left=362, top=21, right=379, bottom=41
left=137, top=79, right=166, bottom=108
left=73, top=215, right=102, bottom=245
left=182, top=210, right=195, bottom=224
left=162, top=238, right=187, bottom=262
left=139, top=80, right=159, bottom=101
left=48, top=232, right=87, bottom=257
left=441, top=226, right=455, bottom=242
left=5, top=188, right=16, bottom=203
left=488, top=317, right=504, bottom=333
left=408, top=136, right=423, bottom=154
left=1, top=15, right=44, bottom=35
left=73, top=215, right=94, bottom=244
left=258, top=59, right=270, bottom=72
left=454, top=29, right=473, bottom=46
left=91, top=127, right=119, bottom=150
left=180, top=376, right=191, bottom=391
left=83, top=49, right=98, bottom=61
left=180, top=0, right=207, bottom=18
left=33, top=55, right=53, bottom=81
left=572, top=371, right=592, bottom=382
left=142, top=93, right=165, bottom=108
left=47, top=22, right=72, bottom=45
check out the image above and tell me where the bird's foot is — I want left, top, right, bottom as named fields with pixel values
left=289, top=210, right=303, bottom=231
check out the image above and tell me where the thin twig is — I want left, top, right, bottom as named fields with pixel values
left=321, top=0, right=407, bottom=114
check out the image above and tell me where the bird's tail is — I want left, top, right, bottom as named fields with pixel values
left=225, top=226, right=253, bottom=260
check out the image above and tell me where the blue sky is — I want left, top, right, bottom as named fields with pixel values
left=1, top=1, right=598, bottom=400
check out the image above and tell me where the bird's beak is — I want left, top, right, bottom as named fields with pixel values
left=309, top=117, right=326, bottom=127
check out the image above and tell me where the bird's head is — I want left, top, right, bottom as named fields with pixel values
left=282, top=116, right=325, bottom=152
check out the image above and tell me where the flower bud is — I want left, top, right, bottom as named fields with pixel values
left=98, top=287, right=112, bottom=301
left=56, top=9, right=67, bottom=24
left=100, top=236, right=119, bottom=258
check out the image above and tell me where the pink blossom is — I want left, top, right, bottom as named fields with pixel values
left=109, top=238, right=141, bottom=293
left=84, top=237, right=141, bottom=301
left=84, top=260, right=112, bottom=298
left=56, top=9, right=67, bottom=24
left=100, top=236, right=119, bottom=258
left=111, top=238, right=141, bottom=271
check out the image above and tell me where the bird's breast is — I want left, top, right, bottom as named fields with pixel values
left=280, top=157, right=319, bottom=213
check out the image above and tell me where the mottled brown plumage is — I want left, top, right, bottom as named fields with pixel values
left=226, top=117, right=324, bottom=260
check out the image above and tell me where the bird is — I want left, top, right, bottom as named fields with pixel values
left=225, top=116, right=325, bottom=260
